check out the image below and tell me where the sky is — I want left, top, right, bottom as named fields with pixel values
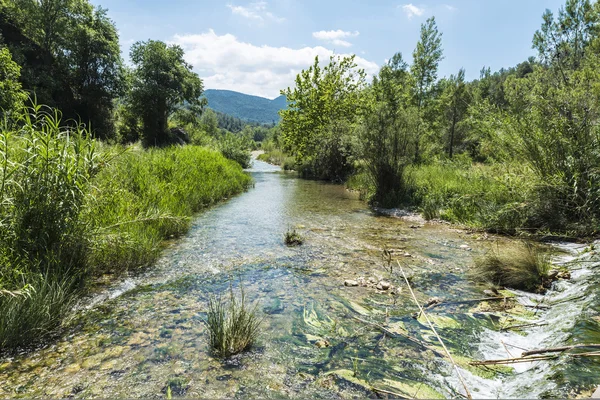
left=89, top=0, right=566, bottom=99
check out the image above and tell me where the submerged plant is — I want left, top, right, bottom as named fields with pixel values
left=471, top=241, right=552, bottom=292
left=284, top=228, right=304, bottom=246
left=205, top=284, right=262, bottom=358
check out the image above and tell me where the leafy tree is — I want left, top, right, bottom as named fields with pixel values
left=201, top=108, right=219, bottom=137
left=129, top=40, right=203, bottom=146
left=440, top=68, right=469, bottom=158
left=280, top=55, right=366, bottom=181
left=0, top=47, right=26, bottom=113
left=360, top=54, right=418, bottom=207
left=410, top=16, right=443, bottom=163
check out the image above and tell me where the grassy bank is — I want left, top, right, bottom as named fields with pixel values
left=347, top=158, right=581, bottom=236
left=0, top=107, right=251, bottom=350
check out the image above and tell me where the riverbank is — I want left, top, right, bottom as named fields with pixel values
left=1, top=159, right=599, bottom=398
left=0, top=131, right=251, bottom=350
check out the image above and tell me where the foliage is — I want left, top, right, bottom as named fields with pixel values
left=472, top=241, right=551, bottom=292
left=410, top=16, right=444, bottom=163
left=128, top=40, right=204, bottom=146
left=359, top=54, right=418, bottom=207
left=205, top=284, right=262, bottom=358
left=280, top=55, right=366, bottom=181
left=0, top=47, right=27, bottom=114
left=1, top=0, right=125, bottom=139
left=217, top=131, right=252, bottom=168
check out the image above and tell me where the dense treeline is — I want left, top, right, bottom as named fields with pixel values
left=279, top=0, right=600, bottom=236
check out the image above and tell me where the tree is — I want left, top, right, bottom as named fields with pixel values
left=201, top=108, right=219, bottom=137
left=360, top=54, right=418, bottom=207
left=129, top=40, right=203, bottom=146
left=0, top=47, right=27, bottom=114
left=440, top=68, right=469, bottom=158
left=67, top=6, right=124, bottom=139
left=280, top=55, right=366, bottom=181
left=410, top=17, right=443, bottom=163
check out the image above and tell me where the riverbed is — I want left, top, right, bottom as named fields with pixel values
left=0, top=159, right=599, bottom=398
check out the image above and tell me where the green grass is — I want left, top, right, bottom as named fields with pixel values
left=409, top=161, right=536, bottom=233
left=471, top=241, right=551, bottom=292
left=0, top=105, right=252, bottom=350
left=85, top=144, right=252, bottom=273
left=205, top=285, right=262, bottom=358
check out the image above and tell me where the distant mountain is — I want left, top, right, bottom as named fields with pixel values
left=203, top=89, right=286, bottom=124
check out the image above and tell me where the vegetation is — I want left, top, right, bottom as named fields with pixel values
left=279, top=0, right=600, bottom=236
left=0, top=104, right=251, bottom=349
left=205, top=285, right=262, bottom=358
left=472, top=241, right=551, bottom=292
left=284, top=228, right=304, bottom=246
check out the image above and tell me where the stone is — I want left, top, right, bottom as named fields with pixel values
left=483, top=289, right=498, bottom=297
left=557, top=271, right=571, bottom=280
left=344, top=280, right=359, bottom=287
left=376, top=281, right=391, bottom=291
left=548, top=269, right=559, bottom=280
left=367, top=277, right=377, bottom=284
left=459, top=244, right=472, bottom=251
left=315, top=339, right=330, bottom=348
left=403, top=253, right=412, bottom=258
left=424, top=297, right=442, bottom=307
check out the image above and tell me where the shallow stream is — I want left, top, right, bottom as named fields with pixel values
left=1, top=160, right=599, bottom=398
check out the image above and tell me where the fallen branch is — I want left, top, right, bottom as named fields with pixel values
left=426, top=297, right=506, bottom=309
left=469, top=355, right=558, bottom=366
left=500, top=322, right=548, bottom=331
left=521, top=344, right=600, bottom=357
left=398, top=261, right=472, bottom=400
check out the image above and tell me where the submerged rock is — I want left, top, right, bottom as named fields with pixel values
left=424, top=297, right=442, bottom=307
left=376, top=281, right=390, bottom=291
left=344, top=280, right=359, bottom=287
left=315, top=339, right=330, bottom=348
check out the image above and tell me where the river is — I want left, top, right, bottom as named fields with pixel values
left=0, top=159, right=599, bottom=398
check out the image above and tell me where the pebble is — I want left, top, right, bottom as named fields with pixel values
left=376, top=281, right=391, bottom=291
left=403, top=253, right=412, bottom=258
left=315, top=339, right=330, bottom=348
left=459, top=244, right=472, bottom=251
left=344, top=280, right=359, bottom=287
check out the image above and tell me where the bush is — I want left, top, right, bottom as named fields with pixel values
left=471, top=241, right=551, bottom=292
left=218, top=131, right=251, bottom=168
left=205, top=285, right=262, bottom=358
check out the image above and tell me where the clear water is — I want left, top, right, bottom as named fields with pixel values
left=1, top=160, right=599, bottom=399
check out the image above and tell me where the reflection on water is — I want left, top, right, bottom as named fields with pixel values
left=1, top=159, right=599, bottom=398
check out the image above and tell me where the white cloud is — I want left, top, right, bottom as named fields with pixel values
left=443, top=4, right=457, bottom=12
left=401, top=3, right=425, bottom=19
left=227, top=1, right=285, bottom=23
left=312, top=30, right=360, bottom=48
left=171, top=30, right=379, bottom=99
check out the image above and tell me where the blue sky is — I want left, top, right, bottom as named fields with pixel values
left=90, top=0, right=566, bottom=99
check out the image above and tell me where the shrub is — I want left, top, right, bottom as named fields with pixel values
left=471, top=241, right=551, bottom=292
left=205, top=285, right=262, bottom=358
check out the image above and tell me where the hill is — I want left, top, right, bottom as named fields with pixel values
left=203, top=89, right=286, bottom=124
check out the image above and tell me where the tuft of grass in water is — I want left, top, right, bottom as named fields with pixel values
left=205, top=285, right=262, bottom=358
left=471, top=241, right=551, bottom=292
left=0, top=273, right=79, bottom=349
left=284, top=228, right=304, bottom=246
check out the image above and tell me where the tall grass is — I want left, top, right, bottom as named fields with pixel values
left=85, top=144, right=251, bottom=273
left=471, top=241, right=551, bottom=292
left=205, top=285, right=262, bottom=358
left=0, top=104, right=252, bottom=350
left=408, top=161, right=536, bottom=233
